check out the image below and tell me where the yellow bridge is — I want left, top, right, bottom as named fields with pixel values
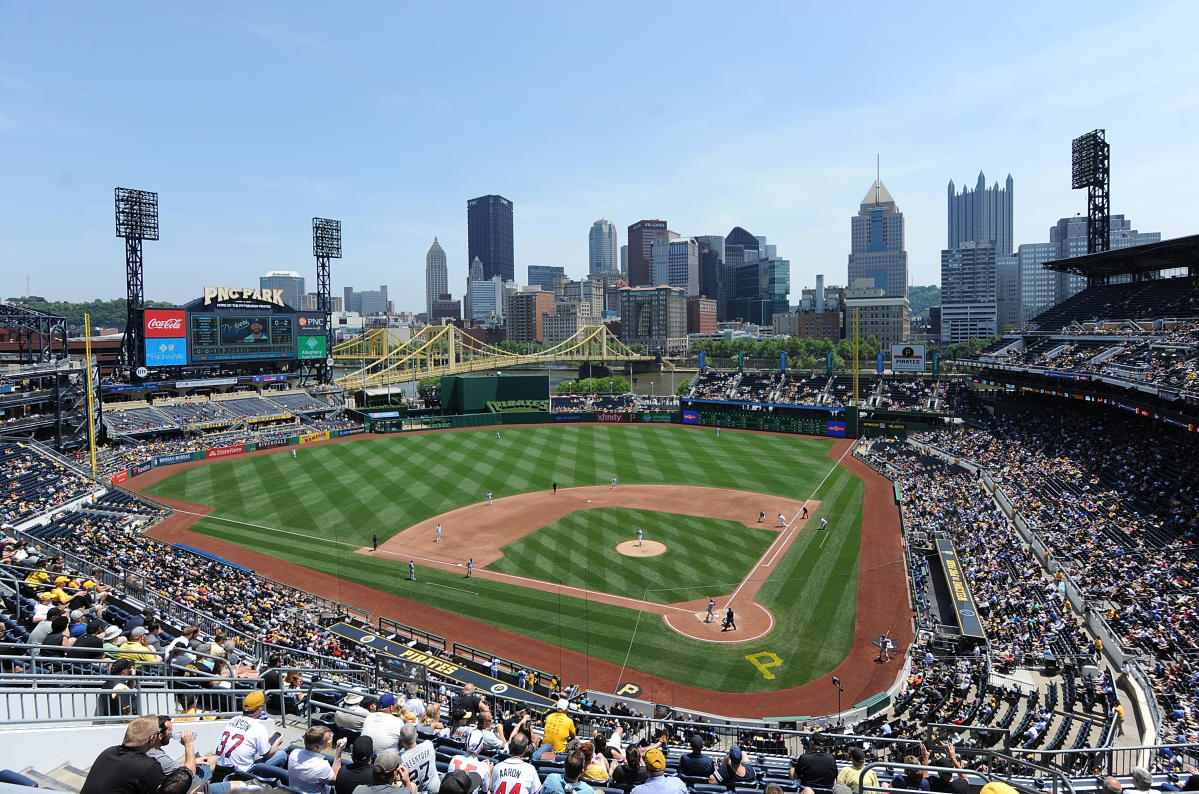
left=332, top=324, right=656, bottom=389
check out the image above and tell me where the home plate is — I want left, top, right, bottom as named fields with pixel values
left=587, top=500, right=592, bottom=503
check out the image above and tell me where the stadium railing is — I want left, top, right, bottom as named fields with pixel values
left=450, top=641, right=554, bottom=684
left=378, top=616, right=447, bottom=654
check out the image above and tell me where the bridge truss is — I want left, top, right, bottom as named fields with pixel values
left=332, top=324, right=654, bottom=390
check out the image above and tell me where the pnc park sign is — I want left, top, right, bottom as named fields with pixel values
left=203, top=285, right=288, bottom=307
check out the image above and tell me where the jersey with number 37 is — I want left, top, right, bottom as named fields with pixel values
left=491, top=757, right=542, bottom=794
left=402, top=739, right=442, bottom=793
left=213, top=714, right=274, bottom=771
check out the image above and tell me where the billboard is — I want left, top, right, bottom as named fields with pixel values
left=145, top=309, right=186, bottom=337
left=145, top=337, right=188, bottom=366
left=297, top=335, right=327, bottom=360
left=190, top=314, right=295, bottom=362
left=891, top=344, right=927, bottom=372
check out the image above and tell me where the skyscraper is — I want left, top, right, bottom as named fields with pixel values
left=948, top=173, right=1014, bottom=256
left=847, top=179, right=908, bottom=298
left=527, top=265, right=565, bottom=292
left=424, top=238, right=447, bottom=319
left=588, top=219, right=619, bottom=275
left=467, top=195, right=514, bottom=282
left=940, top=242, right=998, bottom=343
left=651, top=237, right=700, bottom=296
left=259, top=271, right=305, bottom=310
left=627, top=220, right=670, bottom=286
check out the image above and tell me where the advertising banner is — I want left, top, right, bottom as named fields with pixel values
left=175, top=378, right=238, bottom=388
left=145, top=338, right=188, bottom=367
left=111, top=470, right=129, bottom=485
left=876, top=353, right=884, bottom=374
left=891, top=344, right=927, bottom=373
left=298, top=335, right=327, bottom=360
left=255, top=438, right=290, bottom=451
left=640, top=412, right=673, bottom=423
left=105, top=384, right=147, bottom=393
left=251, top=374, right=289, bottom=383
left=144, top=309, right=186, bottom=338
left=826, top=420, right=847, bottom=437
left=682, top=410, right=699, bottom=425
left=698, top=351, right=706, bottom=370
left=131, top=462, right=153, bottom=477
left=337, top=427, right=366, bottom=437
left=206, top=445, right=245, bottom=459
left=780, top=352, right=787, bottom=372
left=156, top=452, right=194, bottom=466
left=553, top=413, right=582, bottom=423
left=368, top=411, right=400, bottom=419
left=596, top=412, right=624, bottom=423
left=300, top=431, right=330, bottom=444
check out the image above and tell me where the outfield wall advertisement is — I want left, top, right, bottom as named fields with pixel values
left=300, top=431, right=330, bottom=444
left=891, top=344, right=926, bottom=372
left=206, top=445, right=245, bottom=459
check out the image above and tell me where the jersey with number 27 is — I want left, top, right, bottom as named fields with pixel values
left=402, top=740, right=442, bottom=793
left=491, top=757, right=542, bottom=794
left=213, top=714, right=274, bottom=771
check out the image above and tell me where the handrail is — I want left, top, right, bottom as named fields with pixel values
left=860, top=760, right=1076, bottom=794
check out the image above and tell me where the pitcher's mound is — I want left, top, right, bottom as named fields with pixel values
left=616, top=540, right=667, bottom=557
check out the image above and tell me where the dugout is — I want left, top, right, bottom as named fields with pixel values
left=440, top=374, right=550, bottom=414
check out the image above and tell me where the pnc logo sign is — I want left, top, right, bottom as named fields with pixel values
left=145, top=310, right=186, bottom=338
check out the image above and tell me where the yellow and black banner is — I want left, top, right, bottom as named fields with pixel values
left=935, top=539, right=987, bottom=641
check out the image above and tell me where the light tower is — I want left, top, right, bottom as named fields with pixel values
left=114, top=187, right=159, bottom=377
left=1071, top=129, right=1110, bottom=256
left=312, top=217, right=341, bottom=384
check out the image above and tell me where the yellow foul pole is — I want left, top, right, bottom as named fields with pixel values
left=83, top=312, right=98, bottom=478
left=852, top=308, right=860, bottom=406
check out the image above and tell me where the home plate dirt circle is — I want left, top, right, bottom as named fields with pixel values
left=616, top=540, right=667, bottom=557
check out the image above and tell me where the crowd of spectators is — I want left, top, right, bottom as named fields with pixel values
left=1, top=442, right=94, bottom=524
left=901, top=406, right=1199, bottom=744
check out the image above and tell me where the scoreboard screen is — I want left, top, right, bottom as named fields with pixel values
left=189, top=314, right=295, bottom=362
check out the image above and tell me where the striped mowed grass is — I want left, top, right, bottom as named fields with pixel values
left=146, top=424, right=864, bottom=691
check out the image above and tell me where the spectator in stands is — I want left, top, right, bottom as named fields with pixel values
left=890, top=745, right=931, bottom=792
left=335, top=735, right=376, bottom=794
left=399, top=723, right=440, bottom=794
left=103, top=624, right=125, bottom=657
left=0, top=624, right=25, bottom=673
left=288, top=725, right=348, bottom=794
left=632, top=748, right=686, bottom=794
left=710, top=745, right=756, bottom=790
left=70, top=619, right=109, bottom=663
left=118, top=626, right=161, bottom=663
left=537, top=698, right=577, bottom=758
left=1131, top=768, right=1158, bottom=794
left=498, top=707, right=531, bottom=751
left=471, top=712, right=505, bottom=754
left=441, top=769, right=485, bottom=794
left=96, top=658, right=139, bottom=717
left=449, top=732, right=494, bottom=788
left=28, top=605, right=62, bottom=645
left=362, top=692, right=407, bottom=754
left=123, top=607, right=156, bottom=636
left=334, top=690, right=371, bottom=738
left=611, top=745, right=649, bottom=787
left=834, top=747, right=877, bottom=794
left=577, top=739, right=610, bottom=785
left=39, top=614, right=75, bottom=660
left=211, top=691, right=286, bottom=780
left=80, top=714, right=167, bottom=794
left=492, top=733, right=540, bottom=785
left=148, top=716, right=197, bottom=776
left=927, top=743, right=967, bottom=794
left=542, top=750, right=595, bottom=794
left=678, top=734, right=714, bottom=778
left=791, top=736, right=837, bottom=789
left=358, top=748, right=418, bottom=794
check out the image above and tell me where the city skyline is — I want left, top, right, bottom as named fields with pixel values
left=2, top=3, right=1197, bottom=308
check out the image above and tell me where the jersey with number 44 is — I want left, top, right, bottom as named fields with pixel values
left=402, top=740, right=442, bottom=793
left=491, top=758, right=542, bottom=794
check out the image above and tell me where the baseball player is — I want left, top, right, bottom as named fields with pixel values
left=820, top=517, right=828, bottom=530
left=466, top=557, right=474, bottom=578
left=487, top=491, right=493, bottom=506
left=409, top=560, right=416, bottom=581
left=705, top=598, right=716, bottom=623
left=435, top=524, right=442, bottom=543
left=636, top=529, right=643, bottom=547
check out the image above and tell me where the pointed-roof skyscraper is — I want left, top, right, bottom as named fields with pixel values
left=847, top=177, right=908, bottom=298
left=425, top=237, right=448, bottom=319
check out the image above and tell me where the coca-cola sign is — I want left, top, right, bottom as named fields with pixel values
left=145, top=309, right=186, bottom=338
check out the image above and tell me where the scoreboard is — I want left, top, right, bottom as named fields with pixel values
left=143, top=285, right=328, bottom=370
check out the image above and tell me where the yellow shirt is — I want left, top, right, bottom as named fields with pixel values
left=117, top=641, right=157, bottom=663
left=836, top=765, right=879, bottom=794
left=543, top=712, right=576, bottom=752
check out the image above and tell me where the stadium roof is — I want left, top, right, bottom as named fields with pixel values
left=1046, top=234, right=1199, bottom=278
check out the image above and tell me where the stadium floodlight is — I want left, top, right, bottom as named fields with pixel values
left=1071, top=130, right=1110, bottom=255
left=115, top=187, right=160, bottom=240
left=312, top=217, right=342, bottom=259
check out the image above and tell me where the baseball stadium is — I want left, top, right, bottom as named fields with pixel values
left=3, top=212, right=1199, bottom=794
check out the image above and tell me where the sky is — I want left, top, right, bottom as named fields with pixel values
left=2, top=1, right=1197, bottom=309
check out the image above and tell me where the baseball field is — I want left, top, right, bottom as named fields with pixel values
left=139, top=424, right=909, bottom=714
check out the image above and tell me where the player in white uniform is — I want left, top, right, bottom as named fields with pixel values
left=491, top=734, right=541, bottom=794
left=450, top=732, right=494, bottom=792
left=400, top=723, right=442, bottom=793
left=212, top=691, right=286, bottom=774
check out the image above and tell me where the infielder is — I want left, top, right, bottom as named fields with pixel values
left=820, top=517, right=828, bottom=530
left=435, top=524, right=442, bottom=542
left=487, top=491, right=493, bottom=506
left=466, top=557, right=474, bottom=578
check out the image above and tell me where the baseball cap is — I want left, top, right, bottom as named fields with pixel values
left=351, top=735, right=374, bottom=761
left=243, top=691, right=265, bottom=711
left=130, top=626, right=148, bottom=638
left=103, top=625, right=122, bottom=641
left=374, top=748, right=402, bottom=774
left=981, top=783, right=1019, bottom=794
left=832, top=785, right=854, bottom=794
left=37, top=591, right=53, bottom=600
left=466, top=730, right=486, bottom=755
left=378, top=692, right=398, bottom=708
left=69, top=609, right=84, bottom=620
left=644, top=749, right=666, bottom=772
left=87, top=620, right=105, bottom=634
left=689, top=735, right=704, bottom=751
left=729, top=746, right=743, bottom=763
left=556, top=698, right=569, bottom=710
left=441, top=770, right=483, bottom=794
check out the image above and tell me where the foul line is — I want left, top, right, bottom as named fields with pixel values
left=728, top=439, right=855, bottom=608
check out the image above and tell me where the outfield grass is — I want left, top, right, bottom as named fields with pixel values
left=146, top=425, right=863, bottom=693
left=487, top=507, right=778, bottom=604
